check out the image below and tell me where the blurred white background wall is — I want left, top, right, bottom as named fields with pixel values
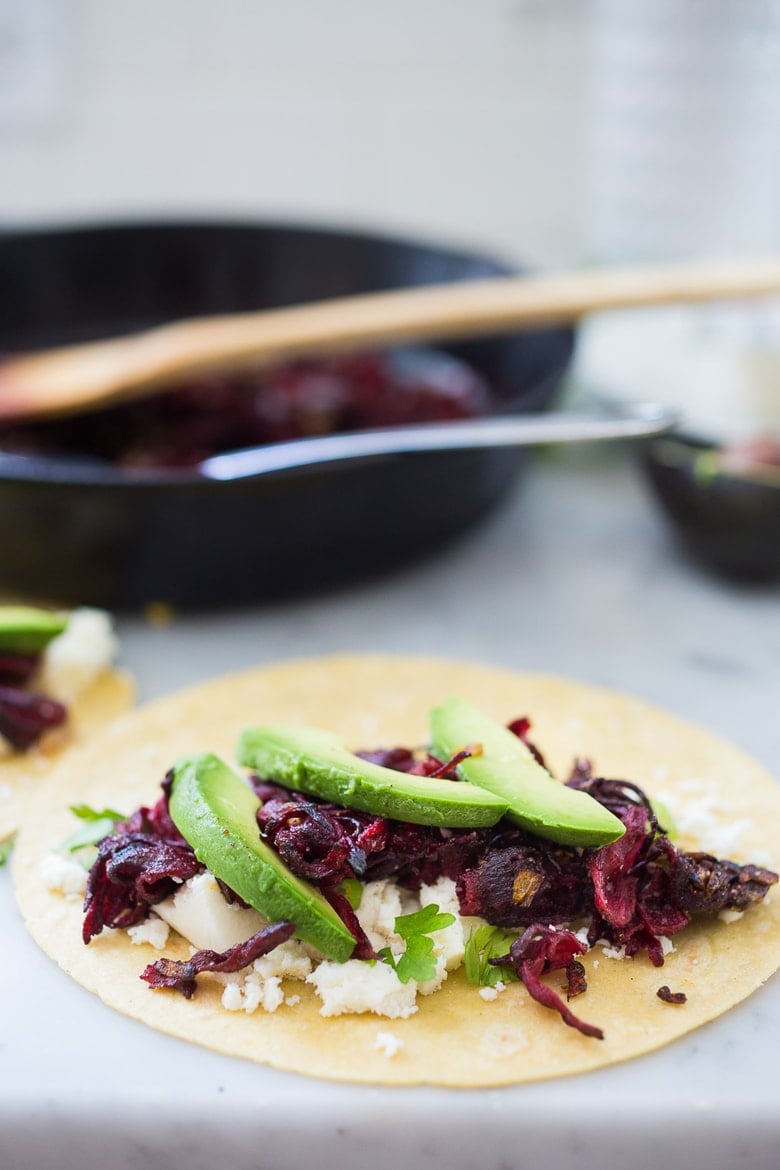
left=2, top=0, right=779, bottom=270
left=0, top=0, right=588, bottom=266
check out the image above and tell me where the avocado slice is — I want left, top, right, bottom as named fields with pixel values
left=237, top=724, right=509, bottom=828
left=0, top=606, right=68, bottom=654
left=168, top=753, right=356, bottom=962
left=430, top=698, right=625, bottom=847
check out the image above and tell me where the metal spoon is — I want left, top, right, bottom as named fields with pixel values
left=0, top=401, right=678, bottom=484
left=200, top=401, right=678, bottom=482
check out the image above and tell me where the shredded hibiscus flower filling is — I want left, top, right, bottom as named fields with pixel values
left=141, top=921, right=296, bottom=998
left=0, top=673, right=67, bottom=751
left=323, top=888, right=377, bottom=960
left=490, top=923, right=605, bottom=1040
left=0, top=653, right=40, bottom=686
left=78, top=717, right=779, bottom=1032
left=657, top=985, right=687, bottom=1005
left=82, top=832, right=203, bottom=943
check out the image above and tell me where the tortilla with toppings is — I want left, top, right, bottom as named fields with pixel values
left=0, top=609, right=135, bottom=840
left=12, top=655, right=780, bottom=1087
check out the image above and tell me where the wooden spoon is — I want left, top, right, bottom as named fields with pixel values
left=1, top=256, right=779, bottom=423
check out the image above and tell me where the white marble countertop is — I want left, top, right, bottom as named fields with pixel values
left=2, top=446, right=779, bottom=1170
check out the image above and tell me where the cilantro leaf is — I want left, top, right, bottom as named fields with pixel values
left=0, top=834, right=16, bottom=867
left=377, top=946, right=395, bottom=969
left=61, top=804, right=125, bottom=854
left=68, top=803, right=125, bottom=823
left=396, top=933, right=437, bottom=984
left=464, top=924, right=520, bottom=987
left=379, top=903, right=456, bottom=985
left=394, top=903, right=455, bottom=940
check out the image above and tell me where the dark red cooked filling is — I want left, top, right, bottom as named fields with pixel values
left=82, top=782, right=205, bottom=943
left=252, top=747, right=485, bottom=892
left=490, top=923, right=605, bottom=1040
left=0, top=654, right=40, bottom=685
left=0, top=653, right=67, bottom=751
left=82, top=834, right=203, bottom=944
left=80, top=724, right=779, bottom=1034
left=0, top=351, right=487, bottom=471
left=141, top=921, right=296, bottom=999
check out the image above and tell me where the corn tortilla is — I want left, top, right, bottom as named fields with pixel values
left=0, top=669, right=135, bottom=840
left=12, top=654, right=780, bottom=1087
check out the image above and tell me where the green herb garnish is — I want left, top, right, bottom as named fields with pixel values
left=61, top=804, right=125, bottom=855
left=650, top=796, right=677, bottom=839
left=379, top=903, right=456, bottom=984
left=69, top=803, right=125, bottom=822
left=0, top=833, right=16, bottom=866
left=338, top=878, right=364, bottom=910
left=464, top=924, right=520, bottom=987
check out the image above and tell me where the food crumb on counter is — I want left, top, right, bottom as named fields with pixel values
left=143, top=602, right=176, bottom=630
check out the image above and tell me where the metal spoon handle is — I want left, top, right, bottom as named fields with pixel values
left=201, top=402, right=678, bottom=481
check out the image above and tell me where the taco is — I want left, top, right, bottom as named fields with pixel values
left=0, top=608, right=135, bottom=842
left=12, top=654, right=780, bottom=1087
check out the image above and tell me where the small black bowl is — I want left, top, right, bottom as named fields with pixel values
left=0, top=220, right=575, bottom=608
left=643, top=433, right=780, bottom=580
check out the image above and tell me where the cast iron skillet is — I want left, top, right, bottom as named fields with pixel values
left=0, top=221, right=574, bottom=608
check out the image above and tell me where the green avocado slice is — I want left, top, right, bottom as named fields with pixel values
left=237, top=724, right=509, bottom=828
left=0, top=606, right=68, bottom=654
left=430, top=697, right=625, bottom=847
left=168, top=753, right=356, bottom=962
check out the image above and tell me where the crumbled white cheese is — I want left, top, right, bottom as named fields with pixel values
left=221, top=974, right=285, bottom=1014
left=252, top=938, right=314, bottom=983
left=598, top=942, right=627, bottom=960
left=220, top=982, right=246, bottom=1012
left=155, top=872, right=266, bottom=952
left=307, top=958, right=418, bottom=1018
left=478, top=980, right=507, bottom=1003
left=374, top=1030, right=403, bottom=1057
left=659, top=935, right=676, bottom=956
left=127, top=915, right=170, bottom=949
left=40, top=852, right=87, bottom=897
left=212, top=939, right=313, bottom=1014
left=719, top=908, right=744, bottom=924
left=38, top=608, right=119, bottom=704
left=572, top=925, right=591, bottom=947
left=657, top=780, right=753, bottom=857
left=355, top=879, right=406, bottom=953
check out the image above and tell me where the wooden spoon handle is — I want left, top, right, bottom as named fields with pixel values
left=2, top=256, right=780, bottom=422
